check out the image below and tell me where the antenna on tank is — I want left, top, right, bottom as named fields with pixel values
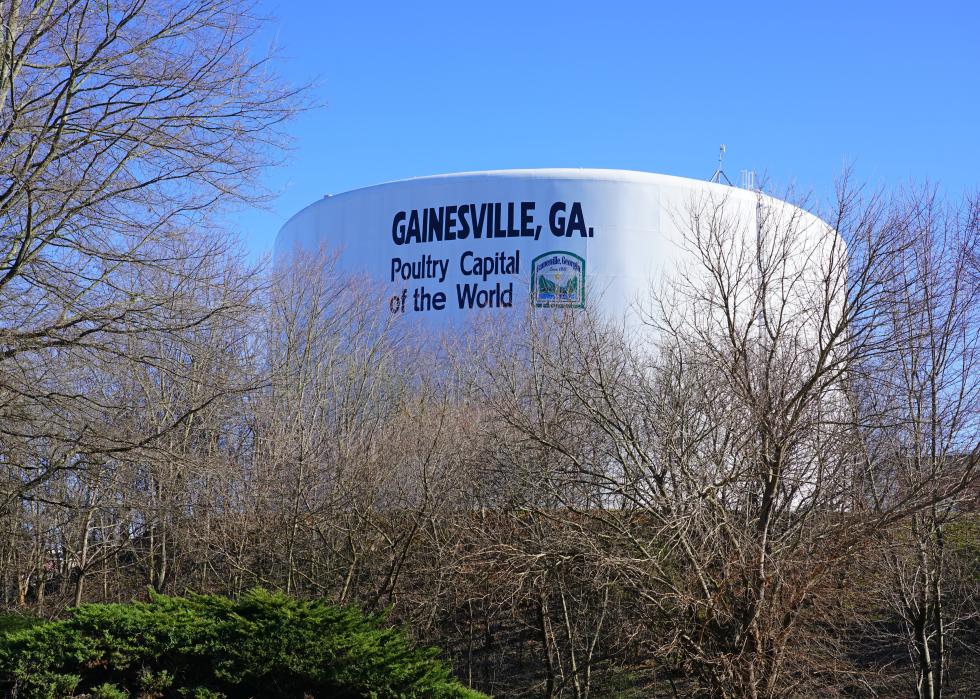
left=710, top=144, right=732, bottom=185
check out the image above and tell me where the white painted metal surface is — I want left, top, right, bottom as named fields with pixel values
left=275, top=169, right=829, bottom=328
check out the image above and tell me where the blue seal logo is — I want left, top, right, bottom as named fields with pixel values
left=531, top=251, right=585, bottom=308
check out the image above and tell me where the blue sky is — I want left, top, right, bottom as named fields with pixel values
left=232, top=0, right=980, bottom=257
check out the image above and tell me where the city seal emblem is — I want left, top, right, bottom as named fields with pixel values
left=531, top=251, right=586, bottom=308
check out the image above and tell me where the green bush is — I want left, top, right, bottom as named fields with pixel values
left=0, top=612, right=42, bottom=635
left=0, top=589, right=486, bottom=699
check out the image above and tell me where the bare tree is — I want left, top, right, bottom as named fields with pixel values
left=0, top=0, right=301, bottom=501
left=855, top=188, right=980, bottom=698
left=474, top=180, right=978, bottom=698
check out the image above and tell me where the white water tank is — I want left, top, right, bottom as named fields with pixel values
left=276, top=169, right=831, bottom=328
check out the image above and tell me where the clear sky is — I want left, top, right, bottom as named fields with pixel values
left=231, top=0, right=980, bottom=257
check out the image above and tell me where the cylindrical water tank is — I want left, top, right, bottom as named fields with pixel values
left=275, top=169, right=829, bottom=327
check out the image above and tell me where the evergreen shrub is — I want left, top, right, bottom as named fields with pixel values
left=0, top=589, right=485, bottom=699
